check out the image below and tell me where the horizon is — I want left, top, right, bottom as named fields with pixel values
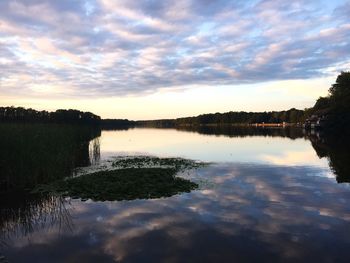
left=0, top=104, right=307, bottom=121
left=1, top=0, right=349, bottom=119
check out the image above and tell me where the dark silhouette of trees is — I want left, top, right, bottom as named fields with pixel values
left=175, top=125, right=305, bottom=139
left=329, top=71, right=350, bottom=99
left=0, top=107, right=100, bottom=125
left=309, top=131, right=350, bottom=183
left=313, top=97, right=331, bottom=112
left=101, top=119, right=136, bottom=129
left=50, top=109, right=100, bottom=125
left=138, top=108, right=306, bottom=127
left=310, top=71, right=350, bottom=132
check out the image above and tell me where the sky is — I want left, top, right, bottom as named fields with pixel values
left=0, top=0, right=349, bottom=120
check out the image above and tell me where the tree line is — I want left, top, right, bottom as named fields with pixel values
left=137, top=108, right=306, bottom=127
left=0, top=107, right=101, bottom=125
left=100, top=119, right=136, bottom=129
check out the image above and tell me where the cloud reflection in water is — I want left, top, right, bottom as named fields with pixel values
left=3, top=163, right=350, bottom=262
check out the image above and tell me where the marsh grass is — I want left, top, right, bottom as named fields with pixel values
left=0, top=123, right=100, bottom=192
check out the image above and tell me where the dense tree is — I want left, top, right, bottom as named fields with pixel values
left=138, top=108, right=306, bottom=127
left=309, top=71, right=350, bottom=132
left=313, top=97, right=331, bottom=112
left=329, top=71, right=350, bottom=99
left=101, top=119, right=136, bottom=129
left=0, top=107, right=100, bottom=125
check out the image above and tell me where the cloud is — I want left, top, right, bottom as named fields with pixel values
left=0, top=0, right=349, bottom=98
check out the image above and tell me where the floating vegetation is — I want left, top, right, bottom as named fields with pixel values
left=111, top=156, right=206, bottom=170
left=33, top=156, right=207, bottom=201
left=34, top=168, right=198, bottom=201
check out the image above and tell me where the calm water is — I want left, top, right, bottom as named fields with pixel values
left=1, top=126, right=350, bottom=262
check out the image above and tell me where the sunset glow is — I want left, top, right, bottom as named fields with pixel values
left=1, top=0, right=349, bottom=119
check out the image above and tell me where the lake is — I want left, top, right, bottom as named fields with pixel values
left=1, top=125, right=350, bottom=262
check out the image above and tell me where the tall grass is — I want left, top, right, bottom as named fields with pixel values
left=0, top=123, right=100, bottom=192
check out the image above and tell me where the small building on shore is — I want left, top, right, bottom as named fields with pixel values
left=304, top=115, right=326, bottom=130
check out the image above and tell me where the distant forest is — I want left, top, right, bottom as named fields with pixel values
left=0, top=107, right=305, bottom=128
left=137, top=108, right=306, bottom=127
left=101, top=119, right=136, bottom=129
left=0, top=107, right=100, bottom=125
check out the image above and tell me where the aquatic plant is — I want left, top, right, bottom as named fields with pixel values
left=34, top=168, right=198, bottom=201
left=0, top=123, right=100, bottom=192
left=111, top=156, right=205, bottom=170
left=32, top=156, right=207, bottom=201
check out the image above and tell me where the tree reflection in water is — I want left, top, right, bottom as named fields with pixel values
left=0, top=192, right=72, bottom=245
left=308, top=130, right=350, bottom=183
left=89, top=137, right=101, bottom=166
left=176, top=125, right=350, bottom=183
left=0, top=127, right=350, bottom=259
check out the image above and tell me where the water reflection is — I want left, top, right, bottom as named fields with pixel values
left=99, top=127, right=329, bottom=167
left=1, top=125, right=350, bottom=262
left=0, top=192, right=72, bottom=244
left=307, top=131, right=350, bottom=183
left=3, top=164, right=350, bottom=262
left=89, top=137, right=101, bottom=166
left=175, top=125, right=305, bottom=139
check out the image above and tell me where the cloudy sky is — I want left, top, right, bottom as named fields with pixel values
left=0, top=0, right=349, bottom=119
